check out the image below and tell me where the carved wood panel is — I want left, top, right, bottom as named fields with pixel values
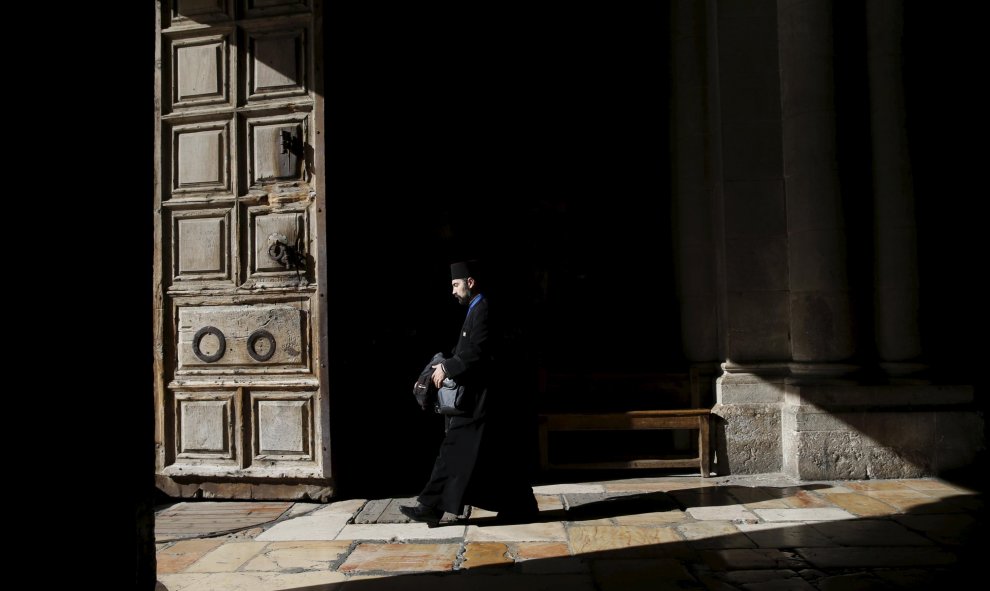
left=246, top=27, right=308, bottom=101
left=168, top=32, right=231, bottom=110
left=169, top=119, right=232, bottom=195
left=176, top=304, right=308, bottom=371
left=174, top=390, right=238, bottom=464
left=169, top=207, right=233, bottom=286
left=247, top=115, right=308, bottom=185
left=251, top=391, right=316, bottom=466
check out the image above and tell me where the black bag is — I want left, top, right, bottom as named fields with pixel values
left=412, top=352, right=445, bottom=410
left=437, top=378, right=470, bottom=416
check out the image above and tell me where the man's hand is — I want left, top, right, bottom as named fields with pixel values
left=431, top=364, right=446, bottom=388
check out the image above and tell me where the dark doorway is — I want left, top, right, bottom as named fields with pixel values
left=325, top=2, right=681, bottom=498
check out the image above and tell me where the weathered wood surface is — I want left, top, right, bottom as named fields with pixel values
left=155, top=501, right=292, bottom=541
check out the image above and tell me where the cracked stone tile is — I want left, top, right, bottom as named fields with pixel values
left=336, top=522, right=466, bottom=541
left=184, top=541, right=268, bottom=573
left=817, top=492, right=898, bottom=516
left=255, top=511, right=352, bottom=541
left=752, top=508, right=855, bottom=522
left=338, top=543, right=460, bottom=573
left=613, top=509, right=689, bottom=526
left=568, top=525, right=681, bottom=555
left=465, top=521, right=568, bottom=542
left=461, top=542, right=512, bottom=568
left=686, top=504, right=758, bottom=522
left=157, top=539, right=227, bottom=574
left=677, top=521, right=755, bottom=549
left=320, top=498, right=367, bottom=514
left=241, top=540, right=352, bottom=571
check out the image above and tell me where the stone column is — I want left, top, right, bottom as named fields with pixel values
left=866, top=0, right=923, bottom=374
left=778, top=0, right=857, bottom=370
left=778, top=0, right=858, bottom=479
left=670, top=0, right=720, bottom=366
left=709, top=0, right=788, bottom=475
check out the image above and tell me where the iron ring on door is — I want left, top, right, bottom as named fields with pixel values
left=192, top=326, right=226, bottom=363
left=247, top=329, right=276, bottom=362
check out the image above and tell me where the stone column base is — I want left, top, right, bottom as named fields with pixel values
left=712, top=365, right=788, bottom=475
left=782, top=382, right=980, bottom=480
left=714, top=363, right=984, bottom=479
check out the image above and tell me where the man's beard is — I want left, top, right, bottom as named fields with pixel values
left=456, top=293, right=471, bottom=305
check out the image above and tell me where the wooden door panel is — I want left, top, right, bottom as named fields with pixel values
left=176, top=393, right=236, bottom=460
left=168, top=32, right=232, bottom=110
left=246, top=27, right=308, bottom=100
left=245, top=113, right=309, bottom=186
left=251, top=392, right=317, bottom=466
left=155, top=0, right=328, bottom=499
left=170, top=207, right=233, bottom=285
left=168, top=119, right=232, bottom=195
left=171, top=0, right=231, bottom=24
left=246, top=207, right=308, bottom=276
left=176, top=304, right=308, bottom=370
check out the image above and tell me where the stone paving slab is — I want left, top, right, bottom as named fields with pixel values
left=153, top=475, right=983, bottom=591
left=255, top=510, right=352, bottom=541
left=891, top=513, right=977, bottom=545
left=353, top=498, right=391, bottom=524
left=752, top=508, right=855, bottom=522
left=240, top=540, right=352, bottom=571
left=337, top=543, right=460, bottom=573
left=676, top=521, right=754, bottom=549
left=809, top=518, right=934, bottom=546
left=590, top=558, right=703, bottom=591
left=686, top=504, right=758, bottom=522
left=734, top=521, right=835, bottom=548
left=156, top=539, right=227, bottom=574
left=461, top=542, right=512, bottom=568
left=817, top=492, right=899, bottom=516
left=568, top=525, right=682, bottom=555
left=699, top=548, right=808, bottom=571
left=795, top=546, right=959, bottom=568
left=337, top=522, right=466, bottom=541
left=353, top=497, right=467, bottom=525
left=465, top=521, right=568, bottom=542
left=184, top=541, right=269, bottom=573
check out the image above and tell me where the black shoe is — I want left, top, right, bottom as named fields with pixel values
left=399, top=503, right=444, bottom=526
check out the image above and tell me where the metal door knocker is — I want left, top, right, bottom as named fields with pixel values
left=267, top=232, right=306, bottom=279
left=247, top=329, right=276, bottom=362
left=193, top=326, right=226, bottom=363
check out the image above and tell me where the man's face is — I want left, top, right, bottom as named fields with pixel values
left=452, top=278, right=472, bottom=305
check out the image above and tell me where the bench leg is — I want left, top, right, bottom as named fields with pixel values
left=698, top=416, right=711, bottom=477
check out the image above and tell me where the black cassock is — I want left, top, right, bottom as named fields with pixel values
left=417, top=295, right=536, bottom=515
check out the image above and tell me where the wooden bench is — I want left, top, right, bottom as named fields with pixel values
left=538, top=409, right=711, bottom=476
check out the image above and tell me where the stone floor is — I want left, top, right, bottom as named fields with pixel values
left=154, top=473, right=984, bottom=590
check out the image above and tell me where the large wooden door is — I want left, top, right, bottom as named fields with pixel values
left=154, top=0, right=330, bottom=500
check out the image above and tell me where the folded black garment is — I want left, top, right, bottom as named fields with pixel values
left=412, top=351, right=446, bottom=410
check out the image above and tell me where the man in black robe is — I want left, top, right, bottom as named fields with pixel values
left=401, top=260, right=539, bottom=526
